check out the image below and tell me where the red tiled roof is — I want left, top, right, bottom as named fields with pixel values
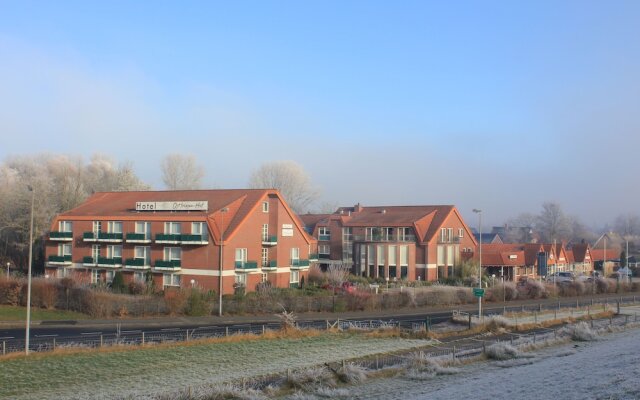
left=590, top=248, right=620, bottom=261
left=480, top=244, right=526, bottom=267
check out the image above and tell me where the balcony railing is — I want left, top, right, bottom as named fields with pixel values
left=126, top=233, right=151, bottom=242
left=83, top=256, right=97, bottom=265
left=318, top=234, right=331, bottom=241
left=181, top=234, right=208, bottom=245
left=97, top=257, right=123, bottom=267
left=261, top=235, right=278, bottom=245
left=235, top=261, right=258, bottom=270
left=319, top=253, right=331, bottom=259
left=309, top=253, right=319, bottom=261
left=155, top=259, right=181, bottom=270
left=438, top=236, right=461, bottom=244
left=83, top=232, right=123, bottom=242
left=49, top=231, right=73, bottom=241
left=124, top=258, right=150, bottom=269
left=291, top=259, right=310, bottom=268
left=263, top=259, right=277, bottom=270
left=47, top=255, right=72, bottom=264
left=352, top=234, right=416, bottom=242
left=155, top=233, right=182, bottom=243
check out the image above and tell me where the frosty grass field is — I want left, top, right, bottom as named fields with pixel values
left=0, top=333, right=432, bottom=400
left=345, top=326, right=640, bottom=400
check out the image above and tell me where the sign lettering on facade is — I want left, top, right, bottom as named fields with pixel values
left=282, top=228, right=294, bottom=237
left=136, top=201, right=209, bottom=212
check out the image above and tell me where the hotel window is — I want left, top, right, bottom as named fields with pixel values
left=91, top=244, right=100, bottom=261
left=135, top=246, right=151, bottom=265
left=377, top=245, right=385, bottom=265
left=107, top=221, right=123, bottom=234
left=381, top=227, right=393, bottom=241
left=262, top=201, right=269, bottom=213
left=400, top=245, right=409, bottom=266
left=261, top=248, right=269, bottom=267
left=398, top=227, right=411, bottom=241
left=437, top=245, right=445, bottom=265
left=58, top=243, right=72, bottom=257
left=91, top=270, right=100, bottom=284
left=134, top=271, right=145, bottom=283
left=235, top=248, right=248, bottom=265
left=235, top=273, right=247, bottom=285
left=342, top=227, right=353, bottom=241
left=59, top=221, right=73, bottom=232
left=107, top=245, right=122, bottom=259
left=164, top=247, right=182, bottom=261
left=459, top=228, right=464, bottom=238
left=135, top=221, right=151, bottom=239
left=262, top=224, right=269, bottom=241
left=93, top=221, right=102, bottom=234
left=192, top=222, right=207, bottom=239
left=319, top=227, right=330, bottom=240
left=448, top=228, right=453, bottom=241
left=163, top=273, right=181, bottom=287
left=290, top=270, right=300, bottom=284
left=319, top=245, right=330, bottom=255
left=164, top=222, right=182, bottom=235
left=291, top=248, right=300, bottom=264
left=105, top=270, right=115, bottom=284
left=389, top=245, right=397, bottom=266
left=440, top=228, right=447, bottom=242
left=261, top=273, right=268, bottom=283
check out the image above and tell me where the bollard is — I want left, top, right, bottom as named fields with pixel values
left=225, top=326, right=229, bottom=336
left=142, top=332, right=145, bottom=345
left=100, top=335, right=103, bottom=347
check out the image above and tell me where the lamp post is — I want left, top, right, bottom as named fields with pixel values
left=218, top=207, right=228, bottom=317
left=473, top=208, right=482, bottom=319
left=25, top=185, right=35, bottom=355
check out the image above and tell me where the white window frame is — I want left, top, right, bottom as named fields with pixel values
left=59, top=220, right=73, bottom=232
left=164, top=222, right=182, bottom=235
left=377, top=245, right=385, bottom=265
left=458, top=228, right=464, bottom=238
left=262, top=201, right=269, bottom=213
left=291, top=247, right=300, bottom=263
left=107, top=245, right=122, bottom=259
left=93, top=221, right=102, bottom=234
left=163, top=273, right=181, bottom=287
left=58, top=243, right=72, bottom=256
left=389, top=245, right=397, bottom=266
left=290, top=270, right=300, bottom=284
left=135, top=246, right=151, bottom=265
left=135, top=221, right=151, bottom=239
left=262, top=224, right=269, bottom=241
left=261, top=248, right=269, bottom=267
left=134, top=271, right=145, bottom=283
left=319, top=244, right=330, bottom=255
left=91, top=244, right=100, bottom=260
left=91, top=269, right=100, bottom=284
left=107, top=221, right=123, bottom=234
left=164, top=247, right=181, bottom=261
left=400, top=245, right=409, bottom=266
left=319, top=227, right=330, bottom=236
left=192, top=222, right=207, bottom=239
left=261, top=273, right=268, bottom=283
left=235, top=273, right=247, bottom=285
left=105, top=270, right=115, bottom=283
left=235, top=248, right=248, bottom=263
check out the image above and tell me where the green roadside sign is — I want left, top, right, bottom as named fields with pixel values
left=473, top=288, right=485, bottom=297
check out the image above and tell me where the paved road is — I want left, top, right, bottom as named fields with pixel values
left=0, top=293, right=635, bottom=341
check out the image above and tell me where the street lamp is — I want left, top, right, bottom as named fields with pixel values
left=473, top=208, right=482, bottom=320
left=218, top=207, right=228, bottom=317
left=25, top=185, right=35, bottom=355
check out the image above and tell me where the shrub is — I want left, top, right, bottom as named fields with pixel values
left=559, top=281, right=585, bottom=297
left=307, top=264, right=326, bottom=286
left=185, top=289, right=210, bottom=316
left=128, top=281, right=146, bottom=295
left=28, top=278, right=58, bottom=309
left=111, top=272, right=126, bottom=293
left=485, top=343, right=520, bottom=360
left=570, top=321, right=598, bottom=341
left=524, top=280, right=547, bottom=299
left=595, top=278, right=610, bottom=294
left=57, top=277, right=77, bottom=310
left=164, top=288, right=188, bottom=315
left=0, top=277, right=22, bottom=305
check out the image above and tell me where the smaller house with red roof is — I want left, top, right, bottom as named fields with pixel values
left=479, top=244, right=531, bottom=282
left=45, top=189, right=316, bottom=294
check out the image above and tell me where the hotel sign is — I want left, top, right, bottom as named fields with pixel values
left=136, top=201, right=209, bottom=212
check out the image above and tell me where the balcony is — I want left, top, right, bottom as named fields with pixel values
left=262, top=259, right=277, bottom=271
left=83, top=256, right=97, bottom=266
left=49, top=231, right=73, bottom=241
left=235, top=261, right=258, bottom=271
left=126, top=233, right=151, bottom=243
left=155, top=259, right=181, bottom=271
left=155, top=233, right=182, bottom=244
left=309, top=253, right=319, bottom=261
left=319, top=253, right=331, bottom=259
left=124, top=258, right=151, bottom=270
left=47, top=255, right=72, bottom=265
left=83, top=232, right=123, bottom=242
left=291, top=259, right=310, bottom=269
left=438, top=236, right=461, bottom=244
left=96, top=257, right=123, bottom=268
left=261, top=235, right=278, bottom=246
left=180, top=234, right=209, bottom=245
left=318, top=234, right=331, bottom=241
left=352, top=234, right=416, bottom=242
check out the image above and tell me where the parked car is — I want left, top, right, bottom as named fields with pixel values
left=546, top=272, right=574, bottom=284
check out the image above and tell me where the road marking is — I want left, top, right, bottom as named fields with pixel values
left=161, top=328, right=180, bottom=331
left=0, top=336, right=14, bottom=339
left=121, top=330, right=141, bottom=334
left=80, top=332, right=102, bottom=336
left=35, top=334, right=58, bottom=338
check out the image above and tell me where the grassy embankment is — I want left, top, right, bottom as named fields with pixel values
left=0, top=305, right=88, bottom=321
left=0, top=330, right=433, bottom=400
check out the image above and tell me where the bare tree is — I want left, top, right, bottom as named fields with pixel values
left=326, top=263, right=351, bottom=287
left=248, top=160, right=320, bottom=213
left=614, top=214, right=640, bottom=238
left=503, top=213, right=537, bottom=243
left=161, top=153, right=205, bottom=190
left=535, top=202, right=573, bottom=243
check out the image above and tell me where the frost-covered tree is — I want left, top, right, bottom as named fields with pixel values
left=161, top=153, right=205, bottom=190
left=248, top=160, right=320, bottom=213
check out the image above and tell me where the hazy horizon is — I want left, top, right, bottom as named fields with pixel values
left=1, top=1, right=638, bottom=228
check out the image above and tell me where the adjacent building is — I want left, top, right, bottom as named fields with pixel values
left=300, top=204, right=477, bottom=282
left=45, top=189, right=316, bottom=294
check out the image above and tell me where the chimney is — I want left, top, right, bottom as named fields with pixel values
left=354, top=203, right=363, bottom=212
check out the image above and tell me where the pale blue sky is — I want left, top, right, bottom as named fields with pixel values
left=1, top=1, right=638, bottom=226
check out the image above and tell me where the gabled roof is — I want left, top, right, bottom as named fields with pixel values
left=298, top=213, right=331, bottom=232
left=590, top=248, right=621, bottom=261
left=55, top=189, right=315, bottom=245
left=480, top=243, right=526, bottom=267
